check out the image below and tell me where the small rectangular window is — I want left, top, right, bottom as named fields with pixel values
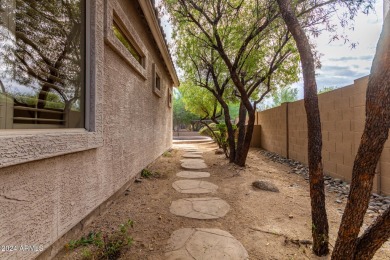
left=112, top=21, right=143, bottom=66
left=152, top=63, right=162, bottom=97
left=156, top=74, right=161, bottom=91
left=0, top=0, right=86, bottom=129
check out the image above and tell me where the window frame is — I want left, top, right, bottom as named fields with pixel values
left=104, top=0, right=148, bottom=79
left=0, top=0, right=104, bottom=169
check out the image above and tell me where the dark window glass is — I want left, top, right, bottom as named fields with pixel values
left=112, top=21, right=142, bottom=65
left=156, top=74, right=161, bottom=90
left=0, top=0, right=85, bottom=129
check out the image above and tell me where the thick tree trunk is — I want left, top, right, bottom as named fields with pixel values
left=277, top=0, right=329, bottom=255
left=221, top=104, right=237, bottom=163
left=235, top=102, right=247, bottom=162
left=235, top=109, right=255, bottom=166
left=332, top=13, right=390, bottom=259
left=234, top=102, right=255, bottom=166
left=211, top=92, right=237, bottom=162
left=353, top=208, right=390, bottom=260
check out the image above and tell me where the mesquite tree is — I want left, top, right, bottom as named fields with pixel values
left=332, top=11, right=390, bottom=259
left=164, top=0, right=300, bottom=166
left=277, top=0, right=388, bottom=258
left=276, top=0, right=329, bottom=255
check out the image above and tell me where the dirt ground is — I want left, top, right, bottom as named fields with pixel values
left=56, top=142, right=390, bottom=260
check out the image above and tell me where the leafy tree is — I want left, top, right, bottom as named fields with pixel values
left=172, top=93, right=198, bottom=130
left=163, top=0, right=300, bottom=166
left=271, top=86, right=298, bottom=107
left=318, top=86, right=337, bottom=94
left=277, top=0, right=383, bottom=257
left=277, top=0, right=329, bottom=254
left=332, top=12, right=390, bottom=259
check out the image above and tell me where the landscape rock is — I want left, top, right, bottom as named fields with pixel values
left=252, top=180, right=279, bottom=193
left=215, top=149, right=225, bottom=155
left=258, top=149, right=390, bottom=218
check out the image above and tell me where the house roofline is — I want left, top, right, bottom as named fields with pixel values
left=138, top=0, right=179, bottom=87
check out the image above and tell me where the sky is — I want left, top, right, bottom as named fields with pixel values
left=158, top=1, right=385, bottom=97
left=301, top=0, right=384, bottom=93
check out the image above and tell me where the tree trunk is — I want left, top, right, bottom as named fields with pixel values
left=353, top=208, right=390, bottom=260
left=235, top=102, right=247, bottom=162
left=332, top=12, right=390, bottom=259
left=277, top=0, right=329, bottom=255
left=235, top=109, right=255, bottom=166
left=221, top=104, right=237, bottom=163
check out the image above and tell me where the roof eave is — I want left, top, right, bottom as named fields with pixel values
left=138, top=0, right=180, bottom=87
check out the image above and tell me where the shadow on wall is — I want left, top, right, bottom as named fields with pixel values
left=251, top=76, right=390, bottom=195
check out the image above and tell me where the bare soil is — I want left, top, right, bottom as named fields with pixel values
left=56, top=142, right=390, bottom=260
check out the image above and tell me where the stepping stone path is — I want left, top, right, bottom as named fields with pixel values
left=181, top=160, right=208, bottom=170
left=165, top=228, right=249, bottom=260
left=182, top=153, right=203, bottom=158
left=172, top=180, right=218, bottom=194
left=180, top=158, right=205, bottom=164
left=167, top=146, right=249, bottom=259
left=170, top=197, right=230, bottom=219
left=176, top=171, right=210, bottom=179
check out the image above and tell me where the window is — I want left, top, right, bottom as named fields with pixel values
left=104, top=1, right=147, bottom=79
left=156, top=74, right=161, bottom=91
left=0, top=0, right=86, bottom=129
left=168, top=87, right=173, bottom=108
left=152, top=63, right=162, bottom=97
left=112, top=21, right=143, bottom=66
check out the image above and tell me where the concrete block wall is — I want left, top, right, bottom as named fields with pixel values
left=255, top=103, right=288, bottom=157
left=255, top=75, right=390, bottom=195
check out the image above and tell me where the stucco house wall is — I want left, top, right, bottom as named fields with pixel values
left=0, top=1, right=177, bottom=259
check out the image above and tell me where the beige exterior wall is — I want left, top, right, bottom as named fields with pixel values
left=254, top=76, right=390, bottom=195
left=0, top=1, right=175, bottom=259
left=255, top=103, right=288, bottom=157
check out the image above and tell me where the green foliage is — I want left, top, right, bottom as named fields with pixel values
left=113, top=23, right=142, bottom=64
left=66, top=220, right=134, bottom=260
left=199, top=123, right=232, bottom=154
left=162, top=151, right=172, bottom=157
left=318, top=86, right=338, bottom=94
left=173, top=91, right=199, bottom=129
left=199, top=123, right=218, bottom=138
left=141, top=169, right=153, bottom=178
left=271, top=87, right=299, bottom=107
left=66, top=232, right=103, bottom=250
left=179, top=81, right=223, bottom=119
left=81, top=248, right=93, bottom=260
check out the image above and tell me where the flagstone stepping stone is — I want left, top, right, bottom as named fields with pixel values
left=170, top=197, right=230, bottom=219
left=172, top=180, right=218, bottom=194
left=181, top=161, right=208, bottom=170
left=180, top=159, right=205, bottom=164
left=176, top=171, right=210, bottom=179
left=182, top=153, right=203, bottom=158
left=165, top=228, right=249, bottom=260
left=184, top=149, right=203, bottom=154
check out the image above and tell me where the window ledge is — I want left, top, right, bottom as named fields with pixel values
left=0, top=131, right=103, bottom=168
